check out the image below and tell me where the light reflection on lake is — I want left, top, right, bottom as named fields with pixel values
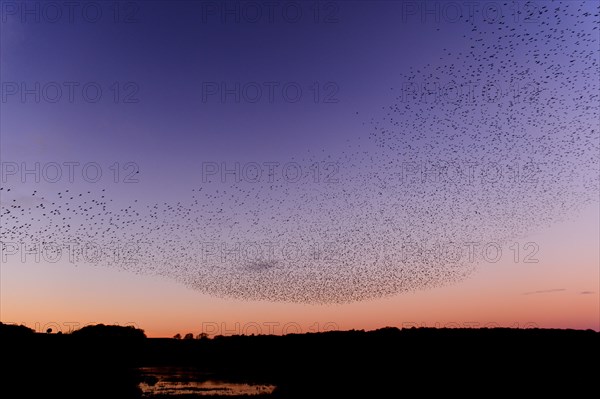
left=139, top=367, right=275, bottom=397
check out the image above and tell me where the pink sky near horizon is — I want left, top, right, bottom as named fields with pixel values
left=2, top=203, right=598, bottom=337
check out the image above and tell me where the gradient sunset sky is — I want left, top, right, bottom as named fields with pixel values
left=1, top=0, right=598, bottom=336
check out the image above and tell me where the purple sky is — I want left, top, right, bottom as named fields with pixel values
left=1, top=1, right=598, bottom=335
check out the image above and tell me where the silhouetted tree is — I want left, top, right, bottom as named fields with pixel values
left=183, top=333, right=194, bottom=340
left=71, top=324, right=146, bottom=339
left=173, top=333, right=182, bottom=339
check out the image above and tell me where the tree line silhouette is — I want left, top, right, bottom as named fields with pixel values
left=1, top=322, right=598, bottom=398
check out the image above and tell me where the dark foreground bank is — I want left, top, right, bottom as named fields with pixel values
left=1, top=323, right=598, bottom=398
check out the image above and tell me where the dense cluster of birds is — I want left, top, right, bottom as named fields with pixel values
left=1, top=1, right=598, bottom=303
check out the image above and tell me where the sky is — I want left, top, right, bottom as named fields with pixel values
left=0, top=0, right=598, bottom=336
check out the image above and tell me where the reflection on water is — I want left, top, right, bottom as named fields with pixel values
left=139, top=367, right=275, bottom=397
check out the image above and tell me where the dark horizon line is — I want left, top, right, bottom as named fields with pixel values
left=3, top=321, right=599, bottom=338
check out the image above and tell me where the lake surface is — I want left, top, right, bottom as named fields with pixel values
left=139, top=367, right=276, bottom=397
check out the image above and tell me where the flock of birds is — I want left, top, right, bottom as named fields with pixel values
left=1, top=1, right=599, bottom=303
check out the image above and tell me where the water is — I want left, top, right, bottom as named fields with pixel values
left=139, top=367, right=276, bottom=397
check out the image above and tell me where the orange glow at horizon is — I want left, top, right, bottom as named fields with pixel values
left=2, top=205, right=598, bottom=337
